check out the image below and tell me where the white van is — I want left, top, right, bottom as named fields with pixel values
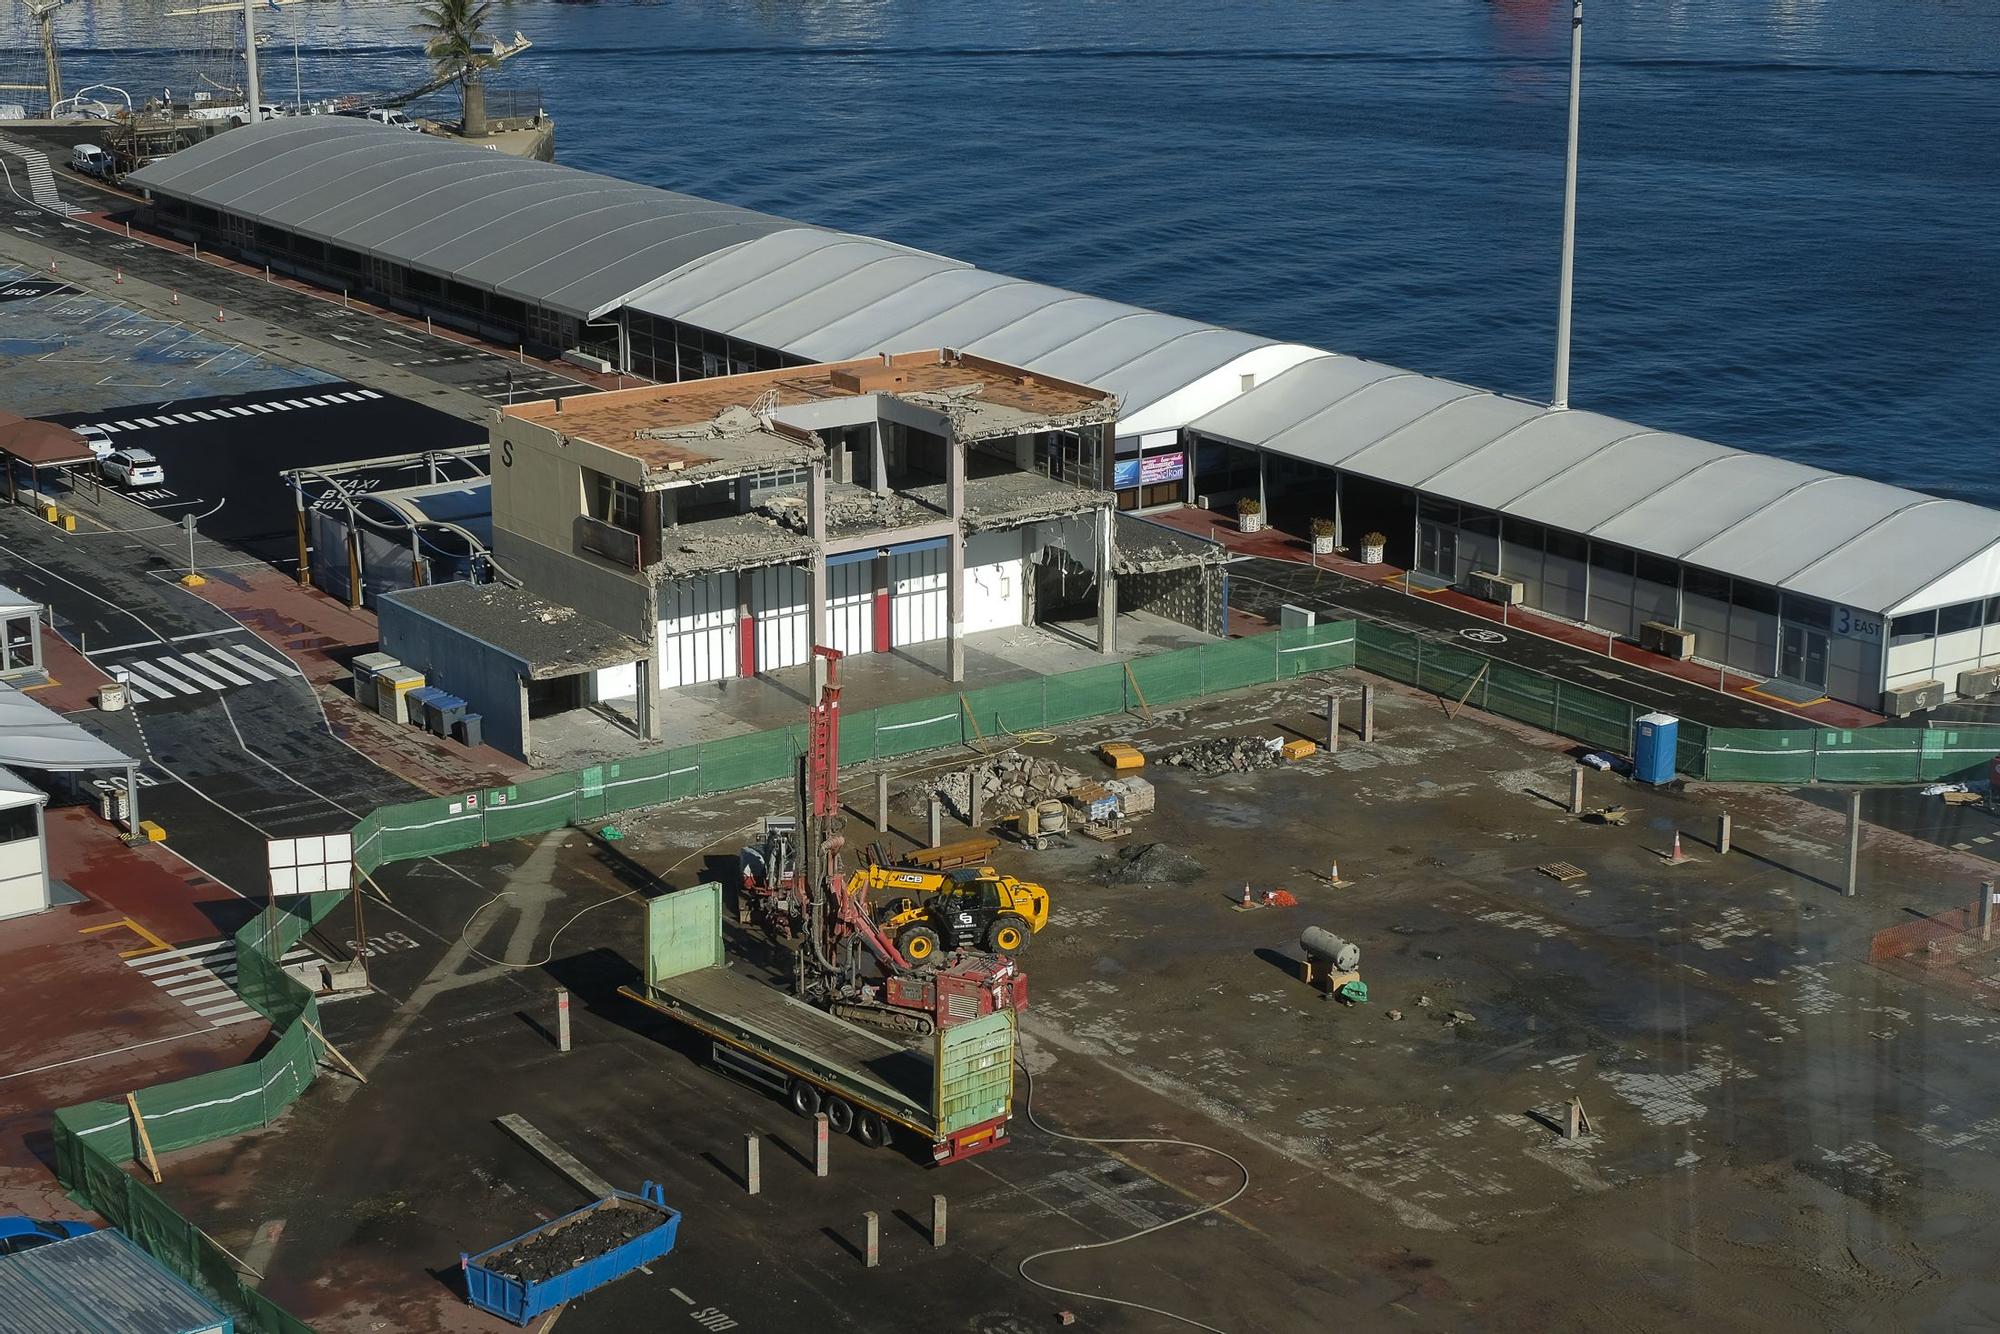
left=68, top=143, right=110, bottom=178
left=364, top=108, right=421, bottom=132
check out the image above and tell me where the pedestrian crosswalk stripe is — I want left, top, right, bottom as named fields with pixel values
left=105, top=641, right=302, bottom=701
left=124, top=941, right=318, bottom=1028
left=172, top=413, right=198, bottom=423
left=114, top=420, right=137, bottom=430
left=78, top=391, right=374, bottom=438
left=358, top=388, right=381, bottom=398
left=249, top=403, right=273, bottom=413
left=284, top=399, right=310, bottom=408
left=185, top=648, right=254, bottom=685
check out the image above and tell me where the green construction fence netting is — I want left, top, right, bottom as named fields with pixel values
left=53, top=892, right=343, bottom=1334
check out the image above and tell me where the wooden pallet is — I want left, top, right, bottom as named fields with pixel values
left=1538, top=861, right=1587, bottom=883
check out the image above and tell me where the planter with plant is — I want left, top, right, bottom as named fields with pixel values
left=1310, top=517, right=1336, bottom=555
left=1236, top=497, right=1264, bottom=534
left=1360, top=531, right=1387, bottom=564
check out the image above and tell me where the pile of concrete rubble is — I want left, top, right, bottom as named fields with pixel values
left=931, top=753, right=1084, bottom=821
left=1161, top=736, right=1281, bottom=776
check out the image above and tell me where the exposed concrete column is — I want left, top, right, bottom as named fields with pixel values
left=947, top=437, right=966, bottom=681
left=873, top=421, right=892, bottom=495
left=1014, top=431, right=1034, bottom=472
left=735, top=570, right=754, bottom=677
left=808, top=453, right=829, bottom=653
left=637, top=657, right=659, bottom=741
left=660, top=488, right=679, bottom=529
left=1095, top=505, right=1118, bottom=655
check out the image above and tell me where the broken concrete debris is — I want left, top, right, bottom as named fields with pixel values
left=931, top=753, right=1083, bottom=822
left=1091, top=842, right=1207, bottom=885
left=1162, top=736, right=1282, bottom=775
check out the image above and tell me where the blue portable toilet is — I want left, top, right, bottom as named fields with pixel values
left=1633, top=712, right=1679, bottom=785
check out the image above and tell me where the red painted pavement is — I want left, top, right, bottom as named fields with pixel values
left=0, top=810, right=266, bottom=1204
left=1151, top=505, right=1884, bottom=730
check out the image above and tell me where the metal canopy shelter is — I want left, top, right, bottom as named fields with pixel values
left=0, top=681, right=142, bottom=832
left=0, top=412, right=94, bottom=508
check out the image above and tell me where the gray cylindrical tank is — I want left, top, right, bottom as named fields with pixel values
left=1299, top=927, right=1360, bottom=973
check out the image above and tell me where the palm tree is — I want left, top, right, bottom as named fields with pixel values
left=413, top=0, right=497, bottom=137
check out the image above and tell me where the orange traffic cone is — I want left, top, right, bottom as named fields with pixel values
left=1240, top=883, right=1253, bottom=908
left=46, top=257, right=56, bottom=273
left=1669, top=830, right=1687, bottom=863
left=170, top=291, right=179, bottom=305
left=214, top=308, right=225, bottom=323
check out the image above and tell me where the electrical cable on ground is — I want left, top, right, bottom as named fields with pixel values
left=1014, top=1058, right=1250, bottom=1334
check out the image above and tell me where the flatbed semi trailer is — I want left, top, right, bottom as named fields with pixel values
left=619, top=884, right=1015, bottom=1165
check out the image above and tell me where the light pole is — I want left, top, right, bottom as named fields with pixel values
left=1551, top=0, right=1583, bottom=410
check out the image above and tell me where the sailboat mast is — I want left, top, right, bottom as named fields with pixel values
left=38, top=6, right=63, bottom=113
left=242, top=0, right=262, bottom=122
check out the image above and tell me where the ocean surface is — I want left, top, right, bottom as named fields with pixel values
left=19, top=0, right=2000, bottom=504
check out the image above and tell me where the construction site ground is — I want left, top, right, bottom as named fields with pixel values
left=115, top=671, right=2000, bottom=1333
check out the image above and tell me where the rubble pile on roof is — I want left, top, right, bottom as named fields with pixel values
left=900, top=472, right=1113, bottom=533
left=655, top=512, right=813, bottom=579
left=1113, top=512, right=1230, bottom=575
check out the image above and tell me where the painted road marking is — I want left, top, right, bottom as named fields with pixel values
left=97, top=642, right=300, bottom=700
left=81, top=389, right=370, bottom=436
left=123, top=939, right=318, bottom=1028
left=78, top=916, right=173, bottom=958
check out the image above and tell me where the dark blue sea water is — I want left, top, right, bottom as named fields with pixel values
left=26, top=0, right=2000, bottom=504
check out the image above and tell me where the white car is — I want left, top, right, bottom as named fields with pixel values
left=68, top=143, right=110, bottom=178
left=99, top=448, right=163, bottom=488
left=364, top=108, right=421, bottom=132
left=74, top=424, right=113, bottom=461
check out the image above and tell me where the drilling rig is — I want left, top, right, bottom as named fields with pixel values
left=741, top=646, right=1026, bottom=1037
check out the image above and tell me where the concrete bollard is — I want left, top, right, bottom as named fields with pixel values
left=1980, top=880, right=1995, bottom=943
left=927, top=797, right=942, bottom=850
left=1361, top=684, right=1376, bottom=743
left=745, top=1134, right=761, bottom=1196
left=1325, top=694, right=1339, bottom=753
left=1569, top=766, right=1585, bottom=816
left=967, top=765, right=983, bottom=827
left=555, top=988, right=571, bottom=1053
left=931, top=1193, right=947, bottom=1248
left=814, top=1112, right=830, bottom=1178
left=863, top=1210, right=879, bottom=1268
left=1717, top=811, right=1732, bottom=855
left=876, top=771, right=890, bottom=833
left=1845, top=790, right=1862, bottom=898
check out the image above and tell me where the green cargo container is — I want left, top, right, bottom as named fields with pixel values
left=620, top=884, right=1015, bottom=1165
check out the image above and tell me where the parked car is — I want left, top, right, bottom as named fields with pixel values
left=99, top=447, right=163, bottom=488
left=74, top=424, right=113, bottom=461
left=67, top=143, right=110, bottom=178
left=0, top=1217, right=95, bottom=1256
left=363, top=108, right=421, bottom=131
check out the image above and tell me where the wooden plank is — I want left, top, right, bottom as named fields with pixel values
left=497, top=1114, right=615, bottom=1202
left=126, top=1093, right=161, bottom=1183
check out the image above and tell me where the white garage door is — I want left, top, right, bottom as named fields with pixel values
left=890, top=545, right=946, bottom=647
left=751, top=563, right=810, bottom=672
left=963, top=532, right=1024, bottom=635
left=657, top=573, right=737, bottom=688
left=827, top=558, right=874, bottom=657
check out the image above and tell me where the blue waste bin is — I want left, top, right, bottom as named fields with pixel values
left=455, top=713, right=483, bottom=749
left=405, top=686, right=447, bottom=729
left=1633, top=712, right=1679, bottom=785
left=424, top=693, right=467, bottom=738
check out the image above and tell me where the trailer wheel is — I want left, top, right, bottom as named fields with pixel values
left=824, top=1096, right=856, bottom=1136
left=788, top=1079, right=822, bottom=1120
left=986, top=914, right=1031, bottom=953
left=897, top=925, right=942, bottom=962
left=854, top=1111, right=891, bottom=1149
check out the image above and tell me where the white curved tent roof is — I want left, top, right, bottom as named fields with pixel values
left=1192, top=360, right=2000, bottom=617
left=0, top=683, right=134, bottom=772
left=628, top=230, right=1282, bottom=421
left=129, top=117, right=811, bottom=320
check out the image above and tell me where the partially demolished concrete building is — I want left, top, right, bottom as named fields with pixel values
left=384, top=351, right=1137, bottom=751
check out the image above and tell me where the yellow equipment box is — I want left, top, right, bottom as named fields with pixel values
left=1281, top=738, right=1318, bottom=762
left=1098, top=742, right=1145, bottom=771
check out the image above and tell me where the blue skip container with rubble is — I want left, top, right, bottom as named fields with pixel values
left=461, top=1182, right=681, bottom=1325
